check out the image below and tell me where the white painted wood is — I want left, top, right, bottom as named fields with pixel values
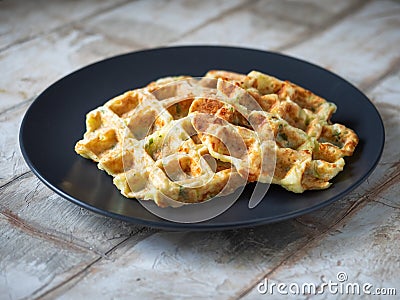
left=0, top=0, right=245, bottom=113
left=241, top=66, right=400, bottom=300
left=0, top=218, right=98, bottom=300
left=37, top=74, right=400, bottom=297
left=39, top=173, right=400, bottom=299
left=0, top=0, right=129, bottom=50
left=0, top=28, right=133, bottom=112
left=81, top=0, right=245, bottom=47
left=369, top=71, right=400, bottom=107
left=285, top=0, right=400, bottom=89
left=43, top=223, right=315, bottom=300
left=0, top=172, right=151, bottom=298
left=0, top=174, right=144, bottom=255
left=0, top=1, right=399, bottom=299
left=170, top=0, right=363, bottom=50
left=170, top=1, right=308, bottom=50
left=242, top=182, right=400, bottom=299
left=0, top=101, right=31, bottom=186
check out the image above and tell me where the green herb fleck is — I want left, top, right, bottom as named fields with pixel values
left=179, top=186, right=186, bottom=198
left=278, top=132, right=288, bottom=141
left=176, top=103, right=181, bottom=114
left=313, top=166, right=321, bottom=178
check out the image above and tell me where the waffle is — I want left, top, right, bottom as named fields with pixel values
left=75, top=70, right=358, bottom=207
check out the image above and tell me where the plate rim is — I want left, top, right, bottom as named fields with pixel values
left=19, top=45, right=385, bottom=230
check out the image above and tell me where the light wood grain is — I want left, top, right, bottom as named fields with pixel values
left=35, top=79, right=400, bottom=298
left=0, top=173, right=154, bottom=297
left=0, top=101, right=33, bottom=187
left=41, top=223, right=315, bottom=300
left=243, top=180, right=400, bottom=299
left=240, top=67, right=400, bottom=300
left=171, top=0, right=365, bottom=50
left=0, top=217, right=98, bottom=300
left=0, top=0, right=399, bottom=299
left=0, top=0, right=246, bottom=113
left=285, top=0, right=400, bottom=90
left=39, top=1, right=400, bottom=298
left=0, top=0, right=130, bottom=51
left=0, top=174, right=145, bottom=255
left=0, top=27, right=133, bottom=112
left=80, top=0, right=246, bottom=48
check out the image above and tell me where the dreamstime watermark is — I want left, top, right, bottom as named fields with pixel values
left=257, top=272, right=397, bottom=296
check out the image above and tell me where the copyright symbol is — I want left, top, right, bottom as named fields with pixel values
left=337, top=271, right=348, bottom=282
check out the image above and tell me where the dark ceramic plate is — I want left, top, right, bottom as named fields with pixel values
left=20, top=46, right=384, bottom=230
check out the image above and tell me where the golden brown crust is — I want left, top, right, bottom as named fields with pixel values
left=75, top=70, right=359, bottom=206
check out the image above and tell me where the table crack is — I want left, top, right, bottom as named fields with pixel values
left=370, top=199, right=400, bottom=210
left=233, top=165, right=400, bottom=299
left=33, top=227, right=152, bottom=300
left=275, top=0, right=372, bottom=52
left=0, top=208, right=97, bottom=255
left=0, top=0, right=136, bottom=53
left=0, top=171, right=32, bottom=191
left=166, top=0, right=254, bottom=45
left=0, top=97, right=35, bottom=117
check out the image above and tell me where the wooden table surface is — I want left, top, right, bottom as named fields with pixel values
left=1, top=0, right=399, bottom=299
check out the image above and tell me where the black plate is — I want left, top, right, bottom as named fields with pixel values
left=20, top=46, right=384, bottom=230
